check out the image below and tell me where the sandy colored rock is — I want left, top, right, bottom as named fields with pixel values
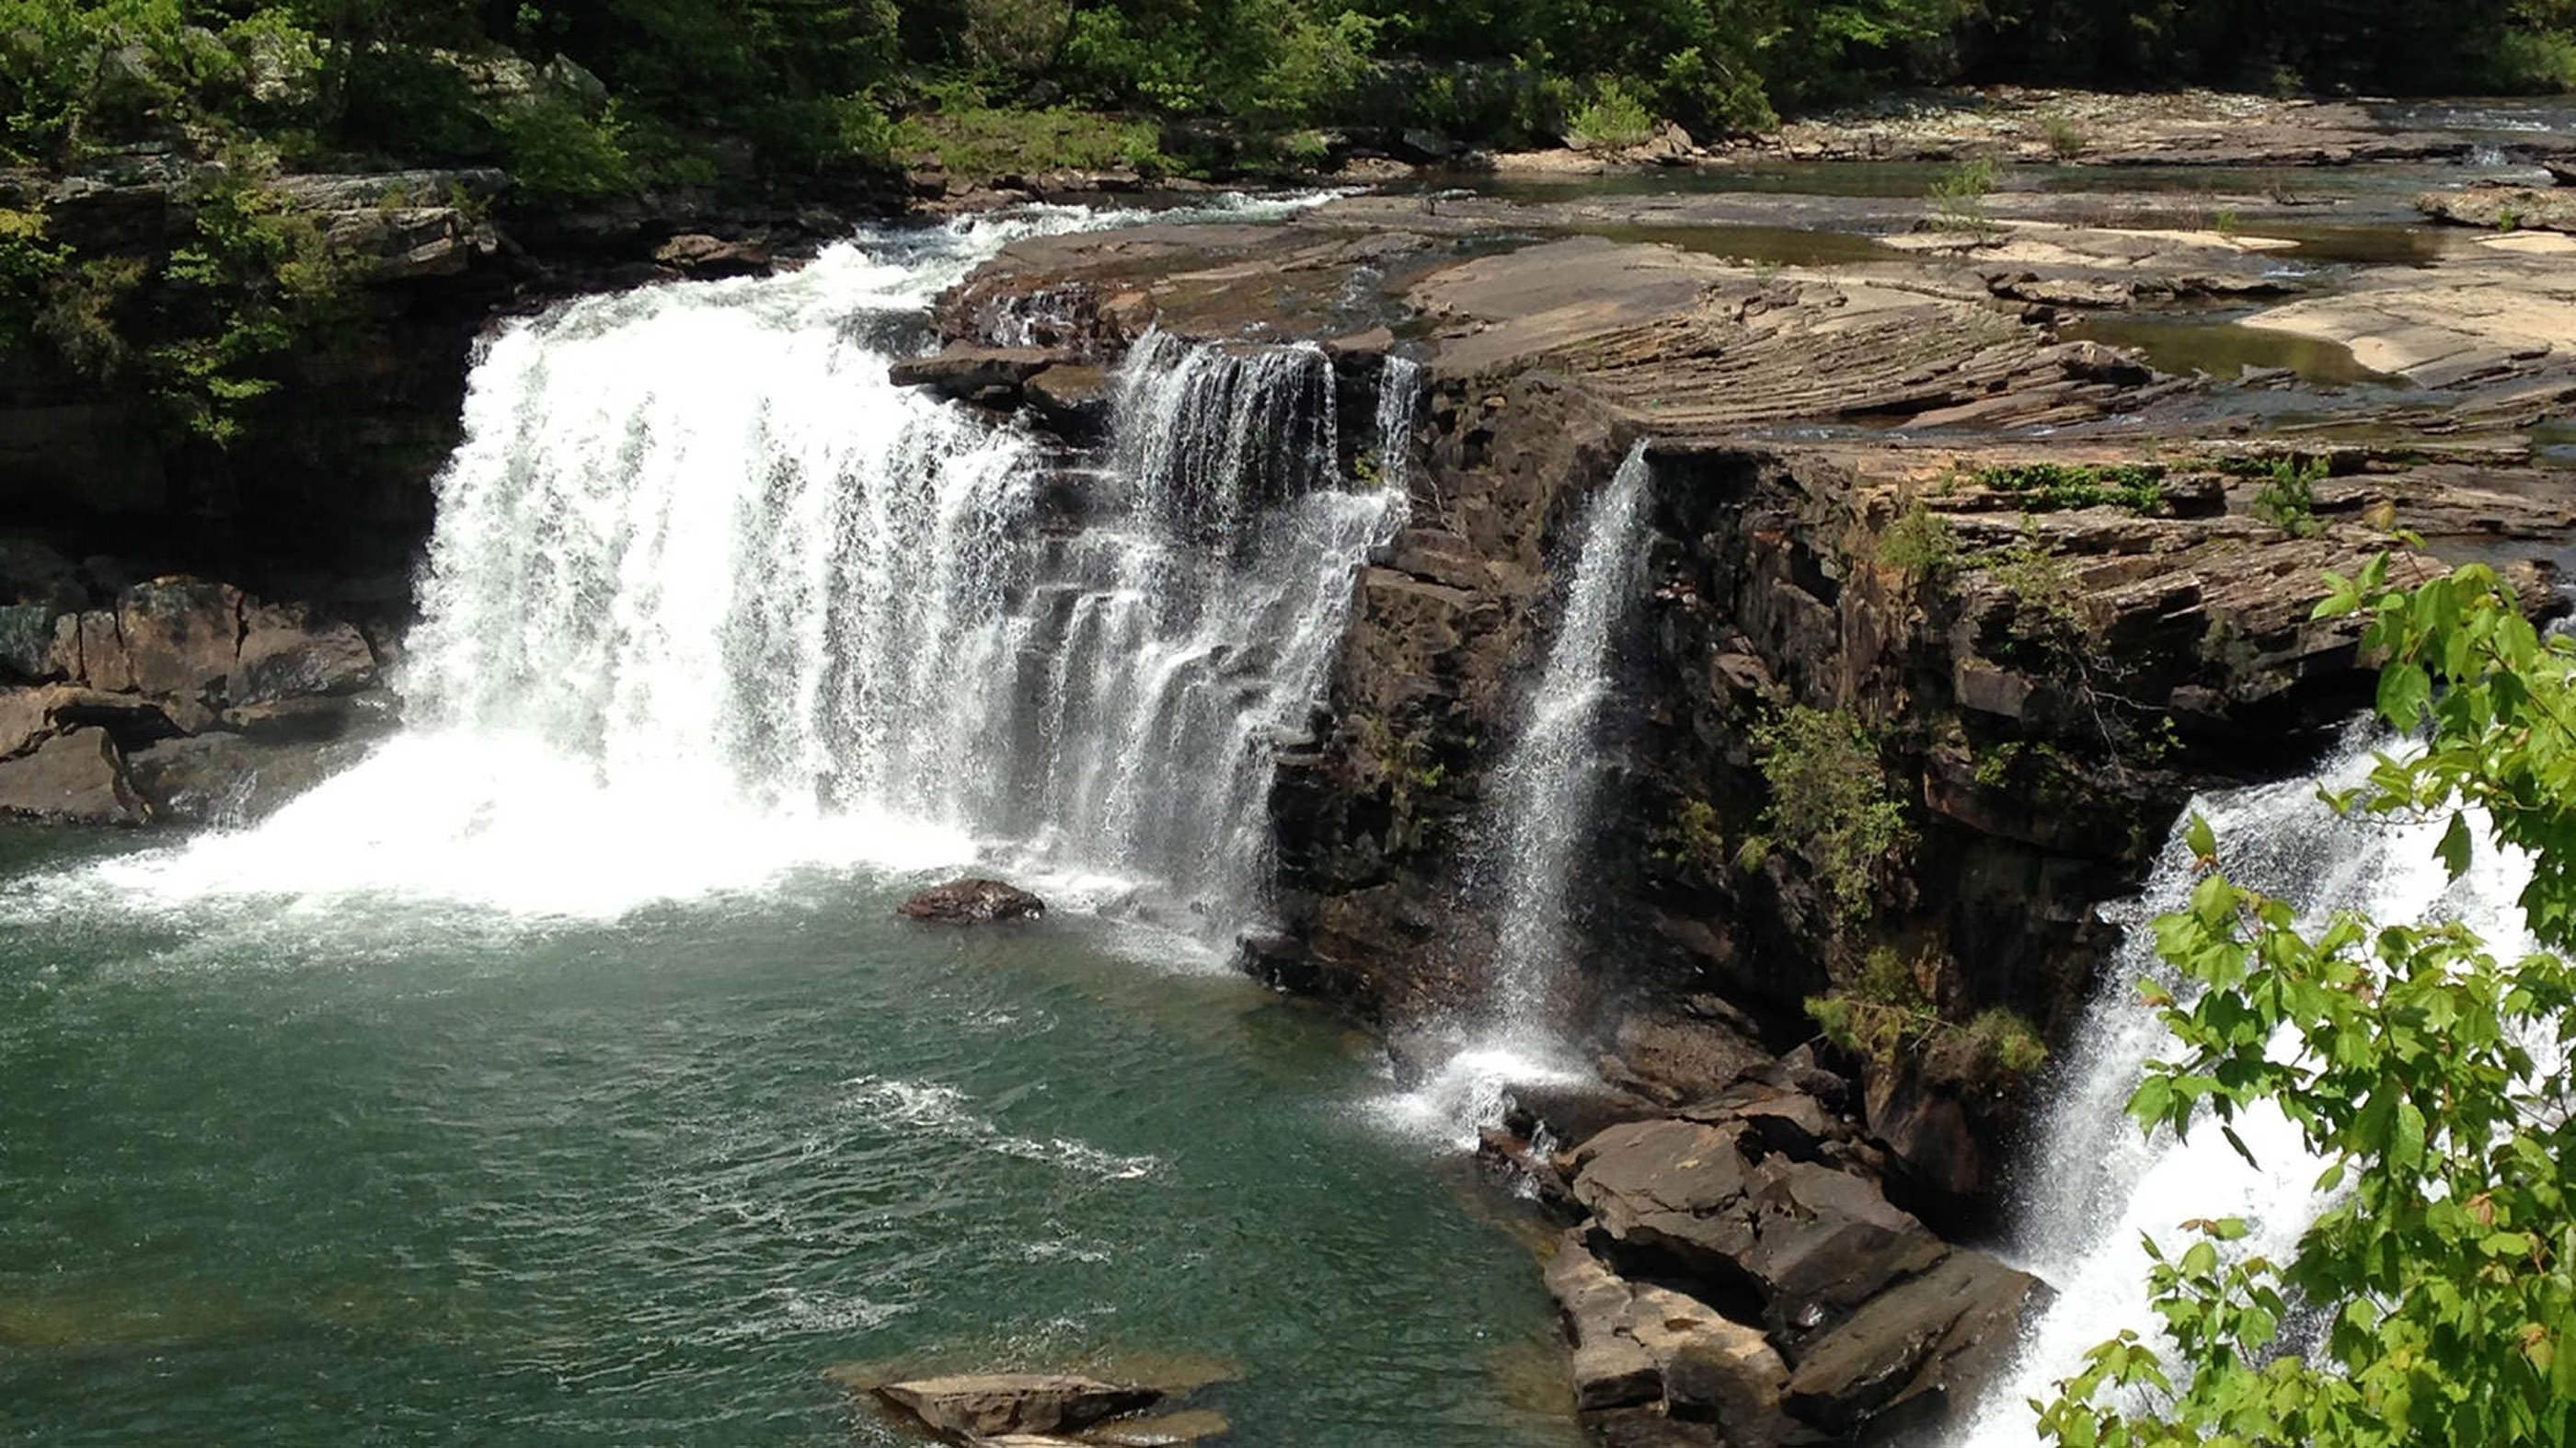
left=873, top=1373, right=1159, bottom=1440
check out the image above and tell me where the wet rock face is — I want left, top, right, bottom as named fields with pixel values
left=896, top=878, right=1049, bottom=924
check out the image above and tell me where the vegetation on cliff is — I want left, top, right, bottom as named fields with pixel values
left=2036, top=555, right=2576, bottom=1445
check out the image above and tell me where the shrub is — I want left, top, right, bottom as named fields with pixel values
left=2250, top=454, right=2327, bottom=537
left=494, top=95, right=637, bottom=200
left=893, top=100, right=1167, bottom=178
left=1878, top=500, right=1960, bottom=585
left=2041, top=113, right=2087, bottom=159
left=1568, top=78, right=1652, bottom=148
left=1740, top=705, right=1910, bottom=930
left=1804, top=946, right=2048, bottom=1086
left=1928, top=156, right=1998, bottom=231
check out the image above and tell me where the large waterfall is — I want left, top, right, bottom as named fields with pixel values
left=1954, top=731, right=2541, bottom=1441
left=100, top=199, right=1409, bottom=937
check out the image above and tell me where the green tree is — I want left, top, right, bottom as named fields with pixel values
left=2034, top=552, right=2576, bottom=1447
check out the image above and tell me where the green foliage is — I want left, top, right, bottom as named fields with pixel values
left=1741, top=705, right=1910, bottom=930
left=1568, top=78, right=1653, bottom=148
left=2042, top=112, right=2087, bottom=158
left=145, top=155, right=363, bottom=442
left=1651, top=796, right=1729, bottom=879
left=1928, top=156, right=1998, bottom=231
left=893, top=94, right=1167, bottom=178
left=2035, top=553, right=2576, bottom=1448
left=1974, top=463, right=2168, bottom=514
left=492, top=95, right=635, bottom=200
left=1805, top=946, right=2048, bottom=1085
left=1879, top=500, right=1961, bottom=586
left=2250, top=454, right=2328, bottom=537
left=1987, top=523, right=2089, bottom=650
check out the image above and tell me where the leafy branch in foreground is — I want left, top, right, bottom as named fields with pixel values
left=2034, top=553, right=2576, bottom=1448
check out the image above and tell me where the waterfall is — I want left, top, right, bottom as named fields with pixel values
left=1378, top=442, right=1654, bottom=1144
left=1372, top=355, right=1424, bottom=494
left=98, top=196, right=1409, bottom=935
left=1953, top=730, right=2541, bottom=1442
left=1485, top=441, right=1654, bottom=1029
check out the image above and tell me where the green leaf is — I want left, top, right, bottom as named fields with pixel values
left=2184, top=812, right=2216, bottom=865
left=2436, top=811, right=2473, bottom=880
left=2376, top=661, right=2432, bottom=730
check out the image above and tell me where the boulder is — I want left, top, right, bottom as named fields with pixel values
left=0, top=728, right=146, bottom=824
left=654, top=233, right=774, bottom=280
left=115, top=578, right=242, bottom=700
left=1782, top=1248, right=2049, bottom=1438
left=0, top=603, right=61, bottom=680
left=1546, top=1232, right=1800, bottom=1443
left=124, top=732, right=375, bottom=826
left=1599, top=1006, right=1771, bottom=1106
left=1735, top=1160, right=1950, bottom=1333
left=890, top=346, right=1064, bottom=406
left=1567, top=1119, right=1760, bottom=1280
left=1025, top=364, right=1113, bottom=433
left=234, top=603, right=378, bottom=704
left=896, top=878, right=1048, bottom=923
left=1566, top=1118, right=1951, bottom=1335
left=873, top=1373, right=1159, bottom=1440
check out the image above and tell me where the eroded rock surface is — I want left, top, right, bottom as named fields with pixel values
left=874, top=1373, right=1161, bottom=1440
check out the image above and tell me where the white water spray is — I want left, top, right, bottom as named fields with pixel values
left=88, top=196, right=1410, bottom=932
left=1953, top=730, right=2541, bottom=1442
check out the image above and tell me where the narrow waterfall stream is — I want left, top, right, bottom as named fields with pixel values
left=1954, top=730, right=2542, bottom=1442
left=0, top=205, right=1581, bottom=1448
left=1385, top=442, right=1655, bottom=1143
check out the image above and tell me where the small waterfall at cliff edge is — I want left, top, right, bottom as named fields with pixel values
left=86, top=193, right=1416, bottom=943
left=1383, top=441, right=1656, bottom=1145
left=1951, top=730, right=2543, bottom=1443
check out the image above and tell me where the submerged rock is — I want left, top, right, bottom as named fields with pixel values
left=896, top=878, right=1048, bottom=923
left=873, top=1373, right=1160, bottom=1439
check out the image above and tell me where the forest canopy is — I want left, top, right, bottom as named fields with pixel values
left=6, top=0, right=2574, bottom=191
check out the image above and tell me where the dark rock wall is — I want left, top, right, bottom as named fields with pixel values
left=1263, top=378, right=2432, bottom=1220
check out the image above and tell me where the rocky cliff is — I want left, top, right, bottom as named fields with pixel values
left=903, top=193, right=2576, bottom=1442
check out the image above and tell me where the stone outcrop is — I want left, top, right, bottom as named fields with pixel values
left=0, top=728, right=149, bottom=825
left=0, top=558, right=393, bottom=826
left=2419, top=185, right=2576, bottom=236
left=1533, top=1062, right=2045, bottom=1446
left=897, top=878, right=1049, bottom=923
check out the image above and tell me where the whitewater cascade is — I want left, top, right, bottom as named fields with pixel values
left=1485, top=440, right=1655, bottom=1029
left=1954, top=731, right=2542, bottom=1442
left=1380, top=442, right=1655, bottom=1144
left=108, top=199, right=1415, bottom=932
